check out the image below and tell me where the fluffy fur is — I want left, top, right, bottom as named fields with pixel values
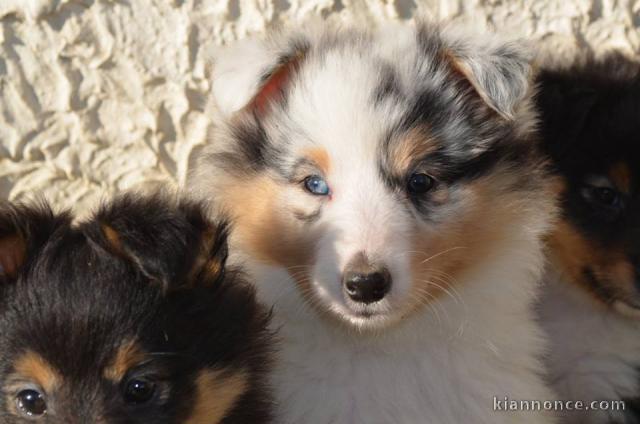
left=0, top=194, right=273, bottom=423
left=537, top=56, right=640, bottom=424
left=191, top=22, right=558, bottom=423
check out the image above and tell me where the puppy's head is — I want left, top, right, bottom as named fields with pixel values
left=538, top=56, right=640, bottom=319
left=0, top=195, right=272, bottom=423
left=194, top=23, right=555, bottom=330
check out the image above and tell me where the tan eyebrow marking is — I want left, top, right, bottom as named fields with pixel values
left=303, top=147, right=331, bottom=175
left=13, top=351, right=61, bottom=393
left=104, top=340, right=147, bottom=382
left=387, top=127, right=438, bottom=175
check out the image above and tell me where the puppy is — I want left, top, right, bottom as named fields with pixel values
left=537, top=56, right=640, bottom=423
left=191, top=23, right=558, bottom=423
left=0, top=194, right=273, bottom=423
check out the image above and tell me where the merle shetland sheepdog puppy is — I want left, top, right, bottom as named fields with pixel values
left=0, top=194, right=273, bottom=423
left=191, top=23, right=558, bottom=423
left=537, top=56, right=640, bottom=424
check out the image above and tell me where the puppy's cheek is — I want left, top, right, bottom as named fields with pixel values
left=549, top=219, right=637, bottom=304
left=408, top=180, right=525, bottom=309
left=602, top=256, right=636, bottom=297
left=548, top=219, right=593, bottom=285
left=223, top=176, right=315, bottom=269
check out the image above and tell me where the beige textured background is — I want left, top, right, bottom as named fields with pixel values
left=1, top=0, right=639, bottom=213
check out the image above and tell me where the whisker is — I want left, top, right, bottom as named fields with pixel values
left=419, top=246, right=467, bottom=265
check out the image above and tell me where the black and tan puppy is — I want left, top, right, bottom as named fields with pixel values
left=537, top=56, right=640, bottom=423
left=0, top=194, right=273, bottom=423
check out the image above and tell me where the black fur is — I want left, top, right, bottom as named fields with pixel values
left=537, top=55, right=640, bottom=279
left=0, top=194, right=273, bottom=423
left=537, top=54, right=640, bottom=423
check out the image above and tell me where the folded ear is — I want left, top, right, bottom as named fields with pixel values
left=210, top=34, right=308, bottom=118
left=0, top=202, right=69, bottom=282
left=91, top=194, right=229, bottom=292
left=437, top=26, right=534, bottom=120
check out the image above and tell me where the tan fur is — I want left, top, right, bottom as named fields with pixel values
left=219, top=175, right=324, bottom=311
left=610, top=162, right=632, bottom=195
left=0, top=234, right=26, bottom=278
left=104, top=340, right=147, bottom=382
left=549, top=218, right=636, bottom=306
left=304, top=147, right=331, bottom=175
left=387, top=127, right=439, bottom=175
left=223, top=176, right=314, bottom=270
left=102, top=225, right=123, bottom=256
left=407, top=174, right=535, bottom=312
left=184, top=369, right=248, bottom=424
left=13, top=351, right=61, bottom=393
left=188, top=224, right=225, bottom=286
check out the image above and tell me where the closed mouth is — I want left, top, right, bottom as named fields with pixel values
left=341, top=301, right=393, bottom=323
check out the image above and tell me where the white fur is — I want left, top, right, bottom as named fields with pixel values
left=196, top=23, right=558, bottom=423
left=539, top=271, right=640, bottom=424
left=210, top=38, right=277, bottom=118
left=232, top=225, right=556, bottom=423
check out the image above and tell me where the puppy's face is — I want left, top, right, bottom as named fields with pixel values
left=0, top=196, right=272, bottom=423
left=197, top=25, right=554, bottom=330
left=539, top=62, right=640, bottom=318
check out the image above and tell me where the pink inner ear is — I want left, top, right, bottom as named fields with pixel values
left=249, top=54, right=303, bottom=116
left=0, top=235, right=26, bottom=278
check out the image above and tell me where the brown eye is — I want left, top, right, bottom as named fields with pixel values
left=123, top=378, right=156, bottom=404
left=16, top=389, right=47, bottom=417
left=591, top=186, right=620, bottom=207
left=407, top=173, right=435, bottom=195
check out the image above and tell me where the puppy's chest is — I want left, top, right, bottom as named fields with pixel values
left=269, top=316, right=549, bottom=424
left=271, top=333, right=459, bottom=424
left=541, top=282, right=640, bottom=422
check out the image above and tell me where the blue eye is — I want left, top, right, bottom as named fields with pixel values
left=304, top=175, right=330, bottom=196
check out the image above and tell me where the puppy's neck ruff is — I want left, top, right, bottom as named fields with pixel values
left=540, top=270, right=640, bottom=424
left=234, top=230, right=556, bottom=423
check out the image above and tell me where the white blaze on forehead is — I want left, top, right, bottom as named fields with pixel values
left=287, top=50, right=395, bottom=160
left=284, top=49, right=414, bottom=267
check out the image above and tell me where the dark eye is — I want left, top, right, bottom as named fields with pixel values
left=16, top=389, right=47, bottom=417
left=407, top=173, right=435, bottom=195
left=591, top=186, right=620, bottom=207
left=123, top=378, right=156, bottom=404
left=304, top=175, right=330, bottom=196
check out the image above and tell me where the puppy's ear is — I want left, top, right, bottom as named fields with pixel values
left=92, top=194, right=229, bottom=292
left=210, top=35, right=308, bottom=118
left=0, top=202, right=68, bottom=282
left=435, top=26, right=534, bottom=120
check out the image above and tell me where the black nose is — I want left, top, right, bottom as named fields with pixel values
left=343, top=268, right=391, bottom=304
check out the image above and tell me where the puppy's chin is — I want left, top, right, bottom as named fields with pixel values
left=327, top=304, right=400, bottom=332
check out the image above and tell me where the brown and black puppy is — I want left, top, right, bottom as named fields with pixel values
left=0, top=194, right=273, bottom=423
left=536, top=56, right=640, bottom=424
